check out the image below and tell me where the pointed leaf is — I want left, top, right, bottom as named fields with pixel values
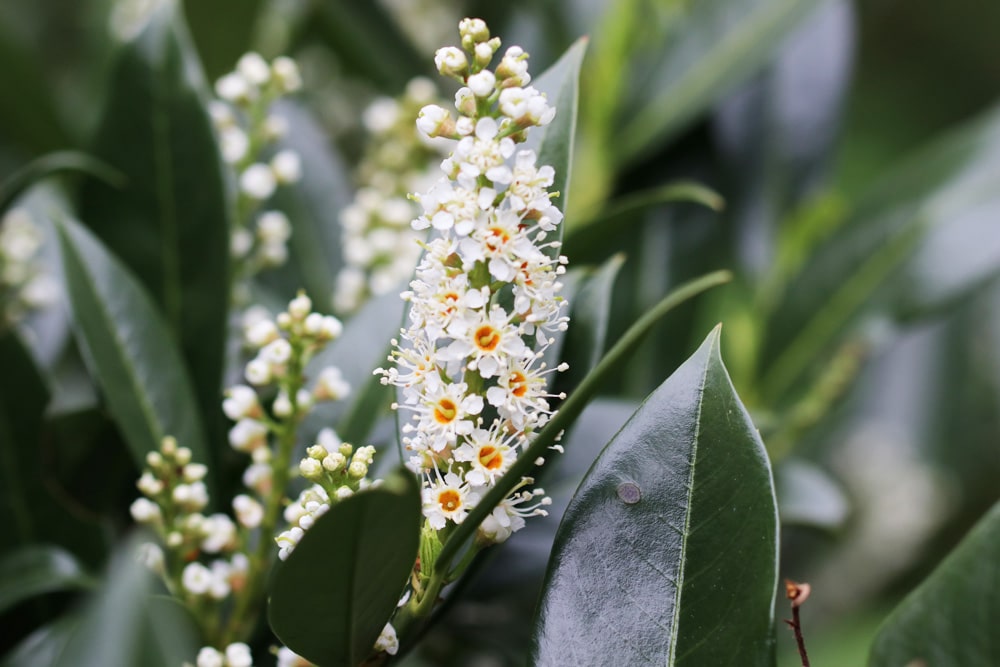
left=0, top=546, right=95, bottom=615
left=0, top=152, right=123, bottom=216
left=79, top=2, right=230, bottom=446
left=532, top=327, right=779, bottom=666
left=523, top=36, right=587, bottom=242
left=268, top=468, right=421, bottom=666
left=54, top=215, right=208, bottom=469
left=869, top=500, right=1000, bottom=666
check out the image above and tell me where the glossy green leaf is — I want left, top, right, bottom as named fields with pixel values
left=0, top=546, right=95, bottom=615
left=78, top=2, right=230, bottom=447
left=762, top=102, right=1000, bottom=403
left=523, top=36, right=587, bottom=242
left=617, top=0, right=822, bottom=165
left=555, top=253, right=625, bottom=394
left=1, top=613, right=78, bottom=667
left=531, top=326, right=779, bottom=666
left=0, top=330, right=104, bottom=565
left=54, top=215, right=208, bottom=470
left=266, top=99, right=353, bottom=311
left=268, top=469, right=421, bottom=666
left=52, top=543, right=199, bottom=667
left=869, top=500, right=1000, bottom=666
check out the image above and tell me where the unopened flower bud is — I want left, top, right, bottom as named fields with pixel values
left=288, top=293, right=311, bottom=320
left=416, top=104, right=454, bottom=139
left=272, top=56, right=301, bottom=93
left=240, top=164, right=276, bottom=200
left=467, top=70, right=495, bottom=97
left=434, top=46, right=467, bottom=78
left=300, top=457, right=323, bottom=480
left=237, top=52, right=270, bottom=86
left=271, top=150, right=301, bottom=184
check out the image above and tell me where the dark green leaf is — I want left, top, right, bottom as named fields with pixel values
left=266, top=99, right=353, bottom=310
left=0, top=546, right=95, bottom=615
left=53, top=542, right=199, bottom=667
left=300, top=1, right=427, bottom=92
left=762, top=102, right=1000, bottom=403
left=869, top=500, right=1000, bottom=666
left=774, top=459, right=849, bottom=529
left=523, top=36, right=587, bottom=240
left=617, top=0, right=822, bottom=165
left=79, top=2, right=230, bottom=449
left=555, top=253, right=625, bottom=394
left=54, top=215, right=209, bottom=470
left=531, top=326, right=779, bottom=666
left=182, top=0, right=263, bottom=80
left=1, top=613, right=78, bottom=667
left=0, top=329, right=104, bottom=565
left=0, top=152, right=123, bottom=216
left=268, top=468, right=421, bottom=666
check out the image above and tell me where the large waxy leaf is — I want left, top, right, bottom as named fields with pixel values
left=0, top=546, right=95, bottom=615
left=522, top=36, right=587, bottom=240
left=54, top=215, right=208, bottom=470
left=761, top=102, right=1000, bottom=403
left=79, top=2, right=230, bottom=447
left=531, top=327, right=779, bottom=666
left=869, top=500, right=1000, bottom=666
left=266, top=99, right=353, bottom=311
left=0, top=330, right=104, bottom=565
left=616, top=0, right=822, bottom=165
left=52, top=542, right=199, bottom=667
left=268, top=469, right=421, bottom=666
left=182, top=0, right=263, bottom=80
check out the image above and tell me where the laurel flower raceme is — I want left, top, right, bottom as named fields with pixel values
left=0, top=208, right=60, bottom=327
left=377, top=18, right=567, bottom=547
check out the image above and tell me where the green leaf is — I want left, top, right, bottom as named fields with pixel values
left=0, top=546, right=95, bottom=615
left=0, top=152, right=123, bottom=216
left=299, top=1, right=427, bottom=92
left=268, top=468, right=421, bottom=666
left=78, top=2, right=230, bottom=448
left=617, top=0, right=822, bottom=165
left=869, top=500, right=1000, bottom=666
left=266, top=100, right=353, bottom=311
left=555, top=253, right=625, bottom=394
left=761, top=102, right=1000, bottom=403
left=523, top=36, right=587, bottom=239
left=54, top=215, right=209, bottom=471
left=0, top=329, right=104, bottom=565
left=181, top=0, right=263, bottom=80
left=52, top=542, right=199, bottom=667
left=531, top=326, right=779, bottom=666
left=1, top=613, right=78, bottom=667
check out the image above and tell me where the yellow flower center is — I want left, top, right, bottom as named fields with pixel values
left=433, top=398, right=458, bottom=424
left=475, top=325, right=501, bottom=352
left=438, top=489, right=462, bottom=513
left=478, top=445, right=503, bottom=471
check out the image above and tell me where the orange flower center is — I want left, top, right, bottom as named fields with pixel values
left=438, top=489, right=462, bottom=512
left=478, top=445, right=503, bottom=471
left=433, top=398, right=458, bottom=424
left=510, top=371, right=528, bottom=398
left=475, top=325, right=501, bottom=352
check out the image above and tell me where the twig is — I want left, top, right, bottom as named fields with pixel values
left=784, top=579, right=812, bottom=667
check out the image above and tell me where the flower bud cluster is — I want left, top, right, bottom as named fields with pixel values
left=378, top=19, right=566, bottom=547
left=190, top=642, right=254, bottom=667
left=334, top=77, right=449, bottom=314
left=130, top=436, right=253, bottom=605
left=0, top=208, right=59, bottom=326
left=227, top=293, right=348, bottom=494
left=210, top=53, right=302, bottom=291
left=275, top=429, right=379, bottom=561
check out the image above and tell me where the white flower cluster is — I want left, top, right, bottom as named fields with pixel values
left=0, top=208, right=59, bottom=326
left=226, top=293, right=348, bottom=497
left=210, top=53, right=302, bottom=282
left=130, top=436, right=255, bottom=603
left=378, top=18, right=563, bottom=544
left=334, top=78, right=448, bottom=314
left=191, top=642, right=253, bottom=667
left=275, top=429, right=379, bottom=561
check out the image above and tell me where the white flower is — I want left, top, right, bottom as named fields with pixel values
left=228, top=418, right=268, bottom=452
left=288, top=293, right=312, bottom=319
left=233, top=494, right=263, bottom=528
left=219, top=126, right=248, bottom=164
left=416, top=104, right=451, bottom=139
left=467, top=70, right=496, bottom=97
left=276, top=646, right=310, bottom=667
left=200, top=513, right=237, bottom=553
left=244, top=358, right=271, bottom=386
left=173, top=482, right=208, bottom=511
left=223, top=385, right=260, bottom=420
left=237, top=52, right=270, bottom=86
left=215, top=73, right=253, bottom=104
left=224, top=642, right=253, bottom=667
left=374, top=622, right=399, bottom=655
left=129, top=497, right=161, bottom=523
left=271, top=150, right=302, bottom=184
left=272, top=56, right=302, bottom=92
left=434, top=46, right=467, bottom=76
left=261, top=338, right=292, bottom=365
left=313, top=366, right=350, bottom=401
left=240, top=164, right=276, bottom=200
left=422, top=471, right=479, bottom=529
left=196, top=646, right=224, bottom=667
left=183, top=562, right=213, bottom=595
left=257, top=211, right=291, bottom=243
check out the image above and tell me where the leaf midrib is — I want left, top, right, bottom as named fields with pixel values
left=666, top=336, right=715, bottom=665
